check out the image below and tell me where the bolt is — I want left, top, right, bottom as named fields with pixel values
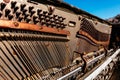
left=13, top=22, right=19, bottom=27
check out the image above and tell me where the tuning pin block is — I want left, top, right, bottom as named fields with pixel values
left=11, top=1, right=17, bottom=9
left=5, top=9, right=11, bottom=17
left=0, top=3, right=6, bottom=11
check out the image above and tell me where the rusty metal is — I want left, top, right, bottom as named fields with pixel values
left=78, top=30, right=110, bottom=45
left=0, top=20, right=70, bottom=36
left=3, top=0, right=10, bottom=3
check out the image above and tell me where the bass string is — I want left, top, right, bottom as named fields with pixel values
left=7, top=31, right=36, bottom=79
left=0, top=34, right=23, bottom=79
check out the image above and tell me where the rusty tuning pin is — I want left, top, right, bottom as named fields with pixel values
left=16, top=12, right=21, bottom=18
left=26, top=18, right=31, bottom=23
left=22, top=9, right=27, bottom=15
left=18, top=17, right=23, bottom=22
left=24, top=14, right=29, bottom=20
left=20, top=4, right=26, bottom=11
left=0, top=3, right=6, bottom=11
left=13, top=6, right=19, bottom=13
left=5, top=9, right=11, bottom=17
left=8, top=14, right=13, bottom=20
left=33, top=16, right=39, bottom=24
left=11, top=1, right=17, bottom=9
left=29, top=6, right=34, bottom=13
left=0, top=12, right=2, bottom=18
left=37, top=9, right=42, bottom=15
left=30, top=11, right=35, bottom=17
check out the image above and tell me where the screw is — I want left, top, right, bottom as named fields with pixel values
left=13, top=22, right=19, bottom=27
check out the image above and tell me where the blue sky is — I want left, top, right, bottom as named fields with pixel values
left=64, top=0, right=120, bottom=19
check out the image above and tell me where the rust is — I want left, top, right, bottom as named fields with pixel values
left=79, top=30, right=109, bottom=45
left=3, top=0, right=10, bottom=3
left=0, top=20, right=70, bottom=36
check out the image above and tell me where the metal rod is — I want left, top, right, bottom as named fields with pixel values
left=84, top=49, right=120, bottom=80
left=57, top=67, right=82, bottom=80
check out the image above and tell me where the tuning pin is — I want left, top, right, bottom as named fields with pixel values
left=33, top=16, right=39, bottom=24
left=38, top=14, right=43, bottom=18
left=11, top=1, right=17, bottom=9
left=34, top=20, right=39, bottom=24
left=53, top=15, right=57, bottom=18
left=43, top=11, right=47, bottom=15
left=41, top=20, right=46, bottom=25
left=56, top=20, right=60, bottom=24
left=48, top=13, right=52, bottom=15
left=13, top=6, right=19, bottom=13
left=56, top=24, right=61, bottom=28
left=16, top=12, right=21, bottom=18
left=58, top=16, right=62, bottom=19
left=33, top=16, right=37, bottom=20
left=29, top=6, right=34, bottom=12
left=46, top=17, right=50, bottom=22
left=0, top=12, right=2, bottom=18
left=26, top=18, right=31, bottom=23
left=5, top=9, right=11, bottom=17
left=50, top=19, right=54, bottom=23
left=20, top=4, right=26, bottom=11
left=8, top=14, right=13, bottom=20
left=61, top=23, right=67, bottom=29
left=46, top=21, right=51, bottom=26
left=53, top=15, right=58, bottom=20
left=18, top=17, right=23, bottom=22
left=24, top=14, right=29, bottom=20
left=37, top=9, right=42, bottom=15
left=51, top=22, right=56, bottom=27
left=62, top=17, right=66, bottom=21
left=30, top=11, right=35, bottom=17
left=39, top=15, right=44, bottom=20
left=22, top=9, right=27, bottom=15
left=0, top=3, right=6, bottom=11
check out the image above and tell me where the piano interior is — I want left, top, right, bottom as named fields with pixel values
left=0, top=0, right=120, bottom=80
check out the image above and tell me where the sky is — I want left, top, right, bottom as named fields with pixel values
left=64, top=0, right=120, bottom=19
